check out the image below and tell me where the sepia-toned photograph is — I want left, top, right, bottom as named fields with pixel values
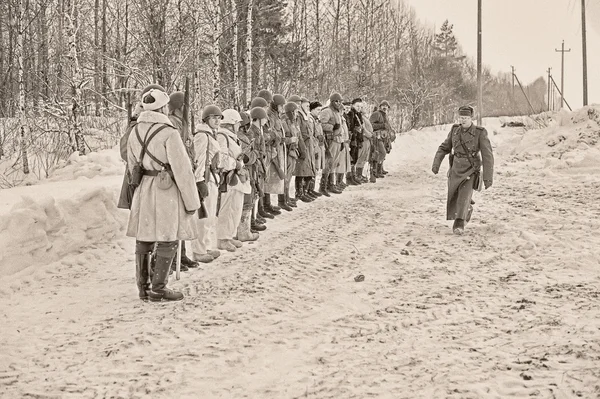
left=1, top=0, right=599, bottom=397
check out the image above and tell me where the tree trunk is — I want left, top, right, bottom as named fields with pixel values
left=231, top=0, right=240, bottom=107
left=101, top=0, right=108, bottom=110
left=212, top=0, right=222, bottom=102
left=17, top=0, right=30, bottom=173
left=245, top=0, right=254, bottom=106
left=94, top=0, right=100, bottom=115
left=66, top=2, right=86, bottom=155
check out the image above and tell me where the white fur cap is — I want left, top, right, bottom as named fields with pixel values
left=141, top=89, right=170, bottom=111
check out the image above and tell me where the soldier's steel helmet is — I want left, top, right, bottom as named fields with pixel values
left=272, top=94, right=286, bottom=106
left=250, top=107, right=268, bottom=120
left=250, top=97, right=269, bottom=108
left=201, top=104, right=223, bottom=121
left=284, top=102, right=298, bottom=113
left=329, top=92, right=343, bottom=102
left=257, top=89, right=273, bottom=103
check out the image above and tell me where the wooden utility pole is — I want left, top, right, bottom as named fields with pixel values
left=510, top=65, right=515, bottom=104
left=477, top=0, right=482, bottom=125
left=555, top=40, right=570, bottom=109
left=581, top=0, right=588, bottom=106
left=547, top=68, right=552, bottom=111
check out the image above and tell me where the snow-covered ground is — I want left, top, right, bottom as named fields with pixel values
left=1, top=107, right=599, bottom=398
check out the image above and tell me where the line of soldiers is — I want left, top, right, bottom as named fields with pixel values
left=119, top=85, right=397, bottom=302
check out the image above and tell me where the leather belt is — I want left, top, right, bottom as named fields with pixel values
left=453, top=152, right=476, bottom=159
left=143, top=170, right=161, bottom=176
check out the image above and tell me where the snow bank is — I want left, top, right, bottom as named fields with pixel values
left=48, top=146, right=125, bottom=182
left=0, top=186, right=127, bottom=276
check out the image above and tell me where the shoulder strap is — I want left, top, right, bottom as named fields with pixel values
left=204, top=132, right=212, bottom=182
left=458, top=130, right=477, bottom=170
left=217, top=131, right=230, bottom=148
left=142, top=124, right=171, bottom=168
left=135, top=123, right=158, bottom=162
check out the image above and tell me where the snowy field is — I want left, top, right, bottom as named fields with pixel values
left=1, top=107, right=600, bottom=398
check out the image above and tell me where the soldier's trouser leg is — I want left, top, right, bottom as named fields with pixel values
left=191, top=180, right=219, bottom=256
left=217, top=189, right=245, bottom=240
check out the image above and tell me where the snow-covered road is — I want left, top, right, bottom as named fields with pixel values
left=1, top=112, right=600, bottom=398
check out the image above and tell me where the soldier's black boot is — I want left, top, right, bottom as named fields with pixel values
left=258, top=196, right=274, bottom=219
left=369, top=162, right=377, bottom=183
left=382, top=164, right=389, bottom=175
left=337, top=173, right=347, bottom=190
left=135, top=246, right=152, bottom=300
left=299, top=180, right=313, bottom=202
left=148, top=242, right=184, bottom=302
left=307, top=178, right=321, bottom=198
left=264, top=194, right=281, bottom=215
left=180, top=241, right=199, bottom=269
left=278, top=194, right=292, bottom=211
left=328, top=173, right=342, bottom=194
left=251, top=209, right=266, bottom=231
left=376, top=163, right=385, bottom=178
left=452, top=219, right=465, bottom=235
left=356, top=167, right=365, bottom=183
left=319, top=174, right=331, bottom=197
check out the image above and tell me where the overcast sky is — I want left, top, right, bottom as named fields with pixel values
left=403, top=0, right=600, bottom=109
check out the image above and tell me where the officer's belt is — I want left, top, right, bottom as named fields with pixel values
left=453, top=152, right=477, bottom=159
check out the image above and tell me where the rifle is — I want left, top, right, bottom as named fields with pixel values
left=174, top=78, right=191, bottom=281
left=127, top=92, right=132, bottom=121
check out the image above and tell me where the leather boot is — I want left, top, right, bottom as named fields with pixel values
left=337, top=173, right=347, bottom=190
left=264, top=194, right=281, bottom=215
left=135, top=252, right=152, bottom=300
left=382, top=164, right=389, bottom=175
left=369, top=162, right=377, bottom=183
left=278, top=194, right=293, bottom=211
left=346, top=172, right=358, bottom=186
left=328, top=174, right=342, bottom=194
left=356, top=167, right=364, bottom=183
left=251, top=209, right=266, bottom=231
left=319, top=174, right=331, bottom=197
left=237, top=205, right=259, bottom=242
left=452, top=219, right=465, bottom=235
left=299, top=180, right=313, bottom=202
left=180, top=241, right=199, bottom=269
left=308, top=179, right=322, bottom=197
left=258, top=197, right=274, bottom=219
left=148, top=243, right=184, bottom=302
left=376, top=163, right=385, bottom=178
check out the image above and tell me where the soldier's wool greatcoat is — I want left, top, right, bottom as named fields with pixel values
left=432, top=123, right=494, bottom=220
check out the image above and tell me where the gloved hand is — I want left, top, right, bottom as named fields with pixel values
left=317, top=135, right=325, bottom=144
left=333, top=123, right=340, bottom=131
left=432, top=165, right=439, bottom=175
left=484, top=180, right=492, bottom=189
left=196, top=181, right=209, bottom=199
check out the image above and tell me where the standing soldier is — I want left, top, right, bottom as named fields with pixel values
left=346, top=98, right=365, bottom=185
left=236, top=109, right=261, bottom=241
left=370, top=100, right=394, bottom=177
left=297, top=97, right=320, bottom=199
left=280, top=101, right=301, bottom=209
left=319, top=93, right=345, bottom=194
left=216, top=109, right=252, bottom=251
left=263, top=93, right=287, bottom=216
left=310, top=101, right=329, bottom=196
left=357, top=102, right=373, bottom=183
left=247, top=105, right=270, bottom=232
left=190, top=105, right=225, bottom=263
left=127, top=88, right=200, bottom=302
left=168, top=91, right=199, bottom=270
left=432, top=105, right=494, bottom=235
left=249, top=96, right=271, bottom=225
